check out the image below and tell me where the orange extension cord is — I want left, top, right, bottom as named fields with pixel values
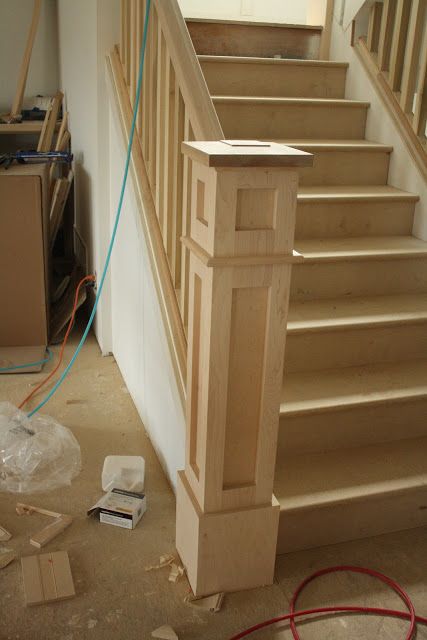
left=228, top=566, right=427, bottom=639
left=18, top=274, right=96, bottom=410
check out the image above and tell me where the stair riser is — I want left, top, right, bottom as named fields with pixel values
left=297, top=150, right=390, bottom=186
left=215, top=102, right=368, bottom=139
left=291, top=258, right=427, bottom=301
left=279, top=398, right=427, bottom=455
left=277, top=486, right=427, bottom=553
left=200, top=60, right=347, bottom=99
left=187, top=21, right=321, bottom=59
left=285, top=323, right=427, bottom=372
left=296, top=200, right=415, bottom=238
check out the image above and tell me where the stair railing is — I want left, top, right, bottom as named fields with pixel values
left=352, top=0, right=426, bottom=174
left=109, top=0, right=312, bottom=596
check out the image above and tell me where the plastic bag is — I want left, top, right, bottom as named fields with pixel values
left=0, top=402, right=81, bottom=494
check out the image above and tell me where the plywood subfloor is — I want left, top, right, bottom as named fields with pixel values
left=1, top=329, right=426, bottom=639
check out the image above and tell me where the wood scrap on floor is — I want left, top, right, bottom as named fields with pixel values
left=151, top=625, right=179, bottom=639
left=0, top=546, right=16, bottom=570
left=185, top=592, right=225, bottom=613
left=0, top=525, right=11, bottom=542
left=168, top=562, right=185, bottom=583
left=21, top=551, right=75, bottom=606
left=144, top=553, right=176, bottom=572
left=16, top=503, right=73, bottom=548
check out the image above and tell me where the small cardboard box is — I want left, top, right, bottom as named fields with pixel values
left=88, top=488, right=147, bottom=530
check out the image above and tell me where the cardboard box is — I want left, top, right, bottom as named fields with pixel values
left=0, top=163, right=50, bottom=372
left=88, top=488, right=147, bottom=530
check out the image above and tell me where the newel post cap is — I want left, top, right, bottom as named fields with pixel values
left=181, top=140, right=313, bottom=168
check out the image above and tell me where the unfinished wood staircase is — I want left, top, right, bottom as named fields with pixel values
left=111, top=3, right=427, bottom=577
left=191, top=19, right=427, bottom=553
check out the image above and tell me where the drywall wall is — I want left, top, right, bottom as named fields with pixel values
left=57, top=0, right=119, bottom=351
left=178, top=0, right=315, bottom=25
left=0, top=0, right=59, bottom=112
left=108, top=107, right=186, bottom=490
left=330, top=15, right=427, bottom=238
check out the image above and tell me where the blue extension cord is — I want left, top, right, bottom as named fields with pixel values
left=0, top=348, right=53, bottom=373
left=27, top=0, right=151, bottom=418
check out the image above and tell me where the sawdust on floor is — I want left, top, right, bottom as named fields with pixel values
left=1, top=329, right=427, bottom=639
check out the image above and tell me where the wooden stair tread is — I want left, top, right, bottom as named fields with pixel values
left=186, top=17, right=322, bottom=30
left=271, top=139, right=393, bottom=152
left=212, top=96, right=370, bottom=107
left=281, top=359, right=427, bottom=416
left=297, top=185, right=419, bottom=202
left=275, top=436, right=427, bottom=511
left=295, top=235, right=427, bottom=261
left=288, top=292, right=427, bottom=333
left=198, top=55, right=348, bottom=68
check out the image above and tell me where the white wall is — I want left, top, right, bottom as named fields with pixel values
left=57, top=0, right=185, bottom=488
left=108, top=108, right=186, bottom=490
left=330, top=15, right=427, bottom=238
left=178, top=0, right=316, bottom=25
left=0, top=0, right=59, bottom=112
left=57, top=0, right=119, bottom=352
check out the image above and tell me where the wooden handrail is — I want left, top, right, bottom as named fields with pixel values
left=354, top=0, right=427, bottom=151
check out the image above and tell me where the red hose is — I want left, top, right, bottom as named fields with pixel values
left=229, top=566, right=427, bottom=639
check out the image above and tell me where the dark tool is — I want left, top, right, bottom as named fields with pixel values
left=0, top=150, right=73, bottom=169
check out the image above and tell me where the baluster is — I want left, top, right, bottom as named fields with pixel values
left=389, top=0, right=412, bottom=92
left=172, top=84, right=185, bottom=290
left=367, top=2, right=383, bottom=53
left=378, top=0, right=397, bottom=71
left=180, top=115, right=194, bottom=332
left=130, top=0, right=137, bottom=105
left=155, top=24, right=167, bottom=227
left=163, top=56, right=176, bottom=261
left=413, top=32, right=427, bottom=135
left=401, top=0, right=427, bottom=114
left=148, top=6, right=158, bottom=193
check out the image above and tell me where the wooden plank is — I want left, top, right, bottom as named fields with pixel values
left=389, top=0, right=412, bottom=92
left=142, top=0, right=150, bottom=159
left=401, top=0, right=427, bottom=113
left=21, top=552, right=75, bottom=606
left=155, top=23, right=167, bottom=227
left=367, top=1, right=383, bottom=53
left=30, top=516, right=73, bottom=549
left=148, top=6, right=158, bottom=192
left=130, top=0, right=138, bottom=105
left=180, top=114, right=193, bottom=331
left=50, top=172, right=73, bottom=248
left=0, top=525, right=11, bottom=542
left=10, top=0, right=42, bottom=119
left=163, top=56, right=175, bottom=261
left=124, top=0, right=131, bottom=85
left=319, top=0, right=334, bottom=60
left=172, top=83, right=185, bottom=288
left=136, top=0, right=145, bottom=136
left=413, top=29, right=427, bottom=135
left=49, top=112, right=69, bottom=186
left=378, top=0, right=397, bottom=71
left=37, top=92, right=63, bottom=152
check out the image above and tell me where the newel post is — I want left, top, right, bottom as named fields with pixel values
left=176, top=140, right=312, bottom=595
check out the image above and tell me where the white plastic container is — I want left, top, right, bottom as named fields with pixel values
left=102, top=455, right=145, bottom=493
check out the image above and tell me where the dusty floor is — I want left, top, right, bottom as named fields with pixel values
left=1, top=329, right=427, bottom=640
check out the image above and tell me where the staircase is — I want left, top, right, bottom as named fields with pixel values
left=190, top=19, right=427, bottom=553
